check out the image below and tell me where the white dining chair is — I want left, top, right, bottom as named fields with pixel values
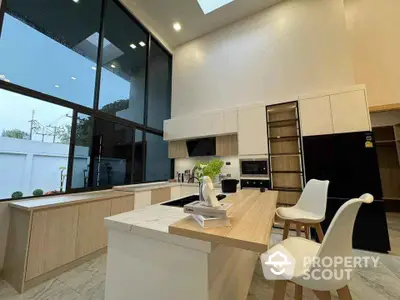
left=276, top=179, right=329, bottom=241
left=262, top=193, right=374, bottom=300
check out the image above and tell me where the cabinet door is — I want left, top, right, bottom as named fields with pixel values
left=110, top=195, right=135, bottom=216
left=330, top=90, right=371, bottom=133
left=75, top=200, right=111, bottom=258
left=134, top=191, right=152, bottom=209
left=238, top=106, right=268, bottom=155
left=170, top=186, right=181, bottom=199
left=223, top=109, right=238, bottom=133
left=299, top=96, right=333, bottom=136
left=26, top=206, right=79, bottom=280
left=151, top=187, right=171, bottom=205
left=216, top=134, right=239, bottom=156
left=168, top=140, right=188, bottom=159
left=180, top=186, right=199, bottom=196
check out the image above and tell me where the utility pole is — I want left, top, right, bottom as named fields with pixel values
left=29, top=110, right=35, bottom=140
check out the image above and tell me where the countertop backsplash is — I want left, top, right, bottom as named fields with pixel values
left=174, top=156, right=240, bottom=182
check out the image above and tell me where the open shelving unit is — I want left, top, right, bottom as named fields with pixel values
left=266, top=102, right=305, bottom=207
left=373, top=124, right=400, bottom=203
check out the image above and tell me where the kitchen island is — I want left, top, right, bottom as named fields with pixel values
left=104, top=189, right=278, bottom=300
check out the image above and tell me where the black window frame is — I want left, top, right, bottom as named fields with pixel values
left=0, top=0, right=174, bottom=201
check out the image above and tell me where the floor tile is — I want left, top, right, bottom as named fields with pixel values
left=56, top=262, right=105, bottom=295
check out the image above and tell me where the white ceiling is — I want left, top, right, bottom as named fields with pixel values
left=121, top=0, right=282, bottom=50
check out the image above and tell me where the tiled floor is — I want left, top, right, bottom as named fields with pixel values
left=1, top=213, right=400, bottom=300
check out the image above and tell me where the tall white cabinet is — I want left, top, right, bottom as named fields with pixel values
left=299, top=87, right=371, bottom=136
left=238, top=105, right=268, bottom=156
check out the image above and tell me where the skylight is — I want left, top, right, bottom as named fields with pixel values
left=197, top=0, right=234, bottom=14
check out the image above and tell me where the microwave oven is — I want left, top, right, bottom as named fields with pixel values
left=240, top=159, right=268, bottom=177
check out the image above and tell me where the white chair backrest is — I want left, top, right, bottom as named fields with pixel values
left=295, top=179, right=330, bottom=218
left=307, top=194, right=374, bottom=290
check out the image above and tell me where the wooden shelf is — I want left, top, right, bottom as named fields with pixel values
left=376, top=140, right=396, bottom=145
left=267, top=119, right=298, bottom=128
left=270, top=153, right=301, bottom=157
left=270, top=170, right=303, bottom=174
left=269, top=136, right=300, bottom=141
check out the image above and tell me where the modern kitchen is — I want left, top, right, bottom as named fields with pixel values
left=1, top=0, right=400, bottom=300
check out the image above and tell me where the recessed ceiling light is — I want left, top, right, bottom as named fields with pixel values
left=111, top=64, right=116, bottom=69
left=71, top=76, right=76, bottom=80
left=130, top=43, right=137, bottom=49
left=173, top=22, right=182, bottom=32
left=92, top=66, right=96, bottom=70
left=197, top=0, right=234, bottom=14
left=55, top=84, right=60, bottom=88
left=139, top=41, right=146, bottom=47
left=72, top=0, right=79, bottom=3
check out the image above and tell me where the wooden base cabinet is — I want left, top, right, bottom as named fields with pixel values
left=4, top=191, right=135, bottom=293
left=25, top=206, right=79, bottom=281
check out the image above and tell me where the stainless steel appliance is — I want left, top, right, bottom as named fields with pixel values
left=240, top=158, right=268, bottom=177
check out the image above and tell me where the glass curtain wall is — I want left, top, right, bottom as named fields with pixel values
left=0, top=0, right=172, bottom=201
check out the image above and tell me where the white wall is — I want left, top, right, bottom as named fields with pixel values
left=345, top=0, right=400, bottom=107
left=175, top=156, right=240, bottom=181
left=0, top=137, right=91, bottom=199
left=172, top=0, right=355, bottom=117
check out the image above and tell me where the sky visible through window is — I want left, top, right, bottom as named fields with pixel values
left=0, top=14, right=130, bottom=143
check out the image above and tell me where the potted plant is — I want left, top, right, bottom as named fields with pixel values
left=11, top=191, right=23, bottom=199
left=195, top=159, right=224, bottom=182
left=32, top=189, right=44, bottom=197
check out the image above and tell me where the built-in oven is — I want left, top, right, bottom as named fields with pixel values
left=240, top=159, right=269, bottom=177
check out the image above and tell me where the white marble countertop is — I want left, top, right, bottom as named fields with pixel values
left=104, top=191, right=233, bottom=252
left=8, top=181, right=224, bottom=211
left=8, top=190, right=133, bottom=211
left=105, top=195, right=215, bottom=252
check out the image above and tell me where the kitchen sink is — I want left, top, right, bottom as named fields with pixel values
left=161, top=194, right=227, bottom=208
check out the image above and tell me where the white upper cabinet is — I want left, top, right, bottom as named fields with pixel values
left=164, top=110, right=236, bottom=141
left=222, top=109, right=238, bottom=133
left=299, top=87, right=371, bottom=136
left=299, top=96, right=334, bottom=136
left=238, top=105, right=268, bottom=156
left=330, top=90, right=371, bottom=133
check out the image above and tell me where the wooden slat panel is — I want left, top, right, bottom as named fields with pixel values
left=216, top=134, right=238, bottom=156
left=169, top=190, right=278, bottom=253
left=208, top=244, right=258, bottom=300
left=168, top=140, right=188, bottom=159
left=271, top=156, right=301, bottom=172
left=110, top=195, right=135, bottom=216
left=277, top=191, right=302, bottom=205
left=75, top=200, right=111, bottom=258
left=270, top=140, right=299, bottom=154
left=272, top=173, right=302, bottom=189
left=269, top=125, right=298, bottom=138
left=25, top=206, right=79, bottom=281
left=3, top=209, right=32, bottom=293
left=151, top=187, right=171, bottom=205
left=268, top=108, right=296, bottom=122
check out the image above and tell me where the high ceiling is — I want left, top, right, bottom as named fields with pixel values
left=122, top=0, right=282, bottom=49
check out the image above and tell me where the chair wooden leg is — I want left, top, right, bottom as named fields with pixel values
left=273, top=280, right=288, bottom=300
left=295, top=284, right=303, bottom=300
left=296, top=223, right=302, bottom=237
left=304, top=225, right=310, bottom=240
left=337, top=286, right=352, bottom=300
left=313, top=290, right=332, bottom=300
left=283, top=221, right=290, bottom=240
left=315, top=223, right=325, bottom=242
